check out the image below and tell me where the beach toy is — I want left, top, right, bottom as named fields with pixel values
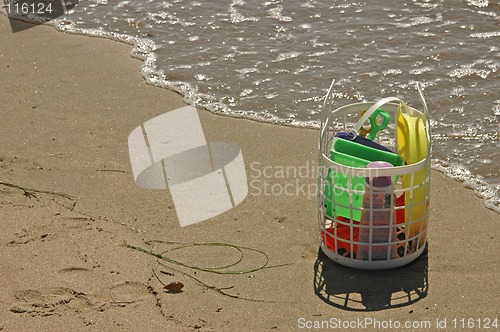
left=321, top=216, right=360, bottom=256
left=396, top=100, right=430, bottom=247
left=368, top=109, right=391, bottom=140
left=318, top=81, right=432, bottom=269
left=358, top=109, right=391, bottom=140
left=322, top=193, right=406, bottom=258
left=356, top=162, right=399, bottom=261
left=335, top=131, right=394, bottom=153
left=325, top=127, right=403, bottom=222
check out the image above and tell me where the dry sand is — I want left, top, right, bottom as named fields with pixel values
left=1, top=16, right=499, bottom=331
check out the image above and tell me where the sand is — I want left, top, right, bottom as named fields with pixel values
left=1, top=16, right=499, bottom=331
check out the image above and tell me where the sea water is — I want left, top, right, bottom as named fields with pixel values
left=4, top=0, right=499, bottom=212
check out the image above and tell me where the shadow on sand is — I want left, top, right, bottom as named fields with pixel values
left=313, top=244, right=428, bottom=311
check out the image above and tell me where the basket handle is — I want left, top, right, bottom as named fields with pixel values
left=416, top=82, right=432, bottom=143
left=353, top=83, right=429, bottom=134
left=320, top=78, right=336, bottom=129
left=353, top=97, right=411, bottom=134
left=416, top=82, right=428, bottom=120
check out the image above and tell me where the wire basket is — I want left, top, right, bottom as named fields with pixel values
left=318, top=81, right=431, bottom=270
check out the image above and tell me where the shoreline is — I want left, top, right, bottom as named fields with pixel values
left=1, top=15, right=499, bottom=331
left=57, top=15, right=500, bottom=215
left=3, top=13, right=498, bottom=215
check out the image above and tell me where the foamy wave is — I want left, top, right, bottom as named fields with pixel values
left=493, top=103, right=500, bottom=116
left=409, top=67, right=433, bottom=75
left=432, top=160, right=500, bottom=214
left=447, top=59, right=496, bottom=79
left=274, top=51, right=302, bottom=62
left=149, top=12, right=196, bottom=27
left=467, top=0, right=489, bottom=8
left=228, top=1, right=259, bottom=24
left=266, top=4, right=292, bottom=22
left=470, top=31, right=500, bottom=38
left=236, top=67, right=259, bottom=77
left=395, top=16, right=436, bottom=28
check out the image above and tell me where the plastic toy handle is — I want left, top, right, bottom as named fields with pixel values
left=367, top=109, right=391, bottom=140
